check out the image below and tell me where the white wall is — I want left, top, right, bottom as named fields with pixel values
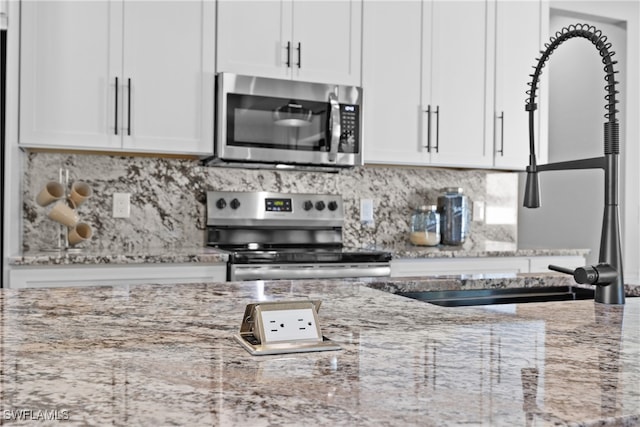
left=518, top=1, right=640, bottom=284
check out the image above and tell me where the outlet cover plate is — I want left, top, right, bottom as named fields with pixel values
left=113, top=193, right=131, bottom=218
left=360, top=199, right=374, bottom=226
left=234, top=300, right=341, bottom=356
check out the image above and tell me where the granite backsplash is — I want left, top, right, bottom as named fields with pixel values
left=22, top=152, right=518, bottom=252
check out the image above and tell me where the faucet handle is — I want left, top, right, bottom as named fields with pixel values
left=548, top=264, right=618, bottom=286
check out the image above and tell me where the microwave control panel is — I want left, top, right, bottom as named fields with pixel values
left=339, top=104, right=360, bottom=153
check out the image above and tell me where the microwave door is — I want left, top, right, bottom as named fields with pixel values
left=212, top=73, right=362, bottom=168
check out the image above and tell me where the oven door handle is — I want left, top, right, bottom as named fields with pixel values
left=230, top=263, right=391, bottom=281
left=327, top=91, right=341, bottom=162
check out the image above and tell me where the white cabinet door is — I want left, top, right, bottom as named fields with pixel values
left=493, top=0, right=547, bottom=169
left=19, top=1, right=123, bottom=150
left=217, top=0, right=361, bottom=86
left=292, top=0, right=361, bottom=85
left=8, top=264, right=227, bottom=289
left=121, top=1, right=215, bottom=154
left=391, top=255, right=587, bottom=277
left=391, top=257, right=530, bottom=277
left=19, top=1, right=214, bottom=156
left=216, top=0, right=291, bottom=80
left=423, top=0, right=492, bottom=168
left=528, top=256, right=586, bottom=273
left=364, top=0, right=491, bottom=167
left=362, top=1, right=425, bottom=164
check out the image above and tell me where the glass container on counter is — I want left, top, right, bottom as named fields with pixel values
left=409, top=205, right=440, bottom=246
left=437, top=187, right=470, bottom=246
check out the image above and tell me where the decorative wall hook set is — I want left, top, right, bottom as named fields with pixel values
left=35, top=169, right=94, bottom=248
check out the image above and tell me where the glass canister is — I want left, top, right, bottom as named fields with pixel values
left=437, top=187, right=470, bottom=246
left=409, top=205, right=440, bottom=246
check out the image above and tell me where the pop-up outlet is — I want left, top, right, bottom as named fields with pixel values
left=234, top=300, right=341, bottom=355
left=261, top=308, right=320, bottom=342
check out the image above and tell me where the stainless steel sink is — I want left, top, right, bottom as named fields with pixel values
left=398, top=286, right=595, bottom=307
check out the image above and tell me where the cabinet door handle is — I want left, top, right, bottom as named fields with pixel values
left=434, top=105, right=440, bottom=153
left=286, top=41, right=291, bottom=68
left=424, top=105, right=432, bottom=152
left=296, top=42, right=301, bottom=68
left=127, top=78, right=131, bottom=136
left=114, top=77, right=119, bottom=135
left=497, top=111, right=505, bottom=156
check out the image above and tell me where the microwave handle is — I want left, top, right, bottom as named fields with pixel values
left=328, top=92, right=341, bottom=162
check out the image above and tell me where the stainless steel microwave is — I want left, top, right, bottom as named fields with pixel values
left=210, top=73, right=363, bottom=169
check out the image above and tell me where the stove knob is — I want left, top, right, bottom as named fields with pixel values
left=230, top=198, right=241, bottom=210
left=328, top=201, right=338, bottom=211
left=315, top=201, right=326, bottom=211
left=303, top=200, right=314, bottom=211
left=216, top=198, right=227, bottom=209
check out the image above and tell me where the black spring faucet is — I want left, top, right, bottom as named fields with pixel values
left=523, top=23, right=624, bottom=304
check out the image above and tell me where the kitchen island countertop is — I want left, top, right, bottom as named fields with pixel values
left=1, top=276, right=638, bottom=426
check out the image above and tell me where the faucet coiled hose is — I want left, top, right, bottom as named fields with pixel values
left=525, top=23, right=620, bottom=155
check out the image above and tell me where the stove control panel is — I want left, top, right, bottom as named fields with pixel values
left=207, top=191, right=343, bottom=227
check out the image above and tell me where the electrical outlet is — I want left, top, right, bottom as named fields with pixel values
left=113, top=193, right=131, bottom=218
left=360, top=198, right=374, bottom=227
left=260, top=308, right=321, bottom=342
left=473, top=201, right=485, bottom=222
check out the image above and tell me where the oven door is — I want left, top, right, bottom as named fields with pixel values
left=215, top=73, right=362, bottom=167
left=229, top=262, right=391, bottom=281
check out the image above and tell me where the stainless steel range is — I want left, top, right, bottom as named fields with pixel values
left=206, top=191, right=391, bottom=281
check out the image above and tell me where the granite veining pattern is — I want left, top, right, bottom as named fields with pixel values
left=1, top=278, right=639, bottom=426
left=364, top=273, right=640, bottom=298
left=9, top=246, right=229, bottom=266
left=390, top=240, right=590, bottom=259
left=22, top=152, right=518, bottom=252
left=8, top=243, right=587, bottom=267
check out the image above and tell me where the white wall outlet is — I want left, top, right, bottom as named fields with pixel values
left=360, top=198, right=374, bottom=227
left=113, top=193, right=131, bottom=218
left=260, top=308, right=321, bottom=342
left=473, top=200, right=485, bottom=222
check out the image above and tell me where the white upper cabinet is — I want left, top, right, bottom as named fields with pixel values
left=492, top=0, right=549, bottom=169
left=216, top=1, right=288, bottom=80
left=120, top=2, right=215, bottom=154
left=364, top=0, right=547, bottom=170
left=362, top=1, right=424, bottom=164
left=19, top=1, right=215, bottom=155
left=217, top=0, right=362, bottom=86
left=20, top=1, right=121, bottom=150
left=422, top=0, right=492, bottom=168
left=364, top=0, right=492, bottom=167
left=291, top=1, right=362, bottom=85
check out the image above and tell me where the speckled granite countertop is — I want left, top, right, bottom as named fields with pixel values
left=9, top=241, right=588, bottom=266
left=1, top=276, right=638, bottom=426
left=367, top=272, right=640, bottom=298
left=8, top=245, right=229, bottom=266
left=389, top=241, right=590, bottom=259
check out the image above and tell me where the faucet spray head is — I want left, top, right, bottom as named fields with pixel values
left=523, top=155, right=540, bottom=208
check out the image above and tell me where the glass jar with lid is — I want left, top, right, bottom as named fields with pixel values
left=437, top=187, right=470, bottom=246
left=409, top=205, right=440, bottom=246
